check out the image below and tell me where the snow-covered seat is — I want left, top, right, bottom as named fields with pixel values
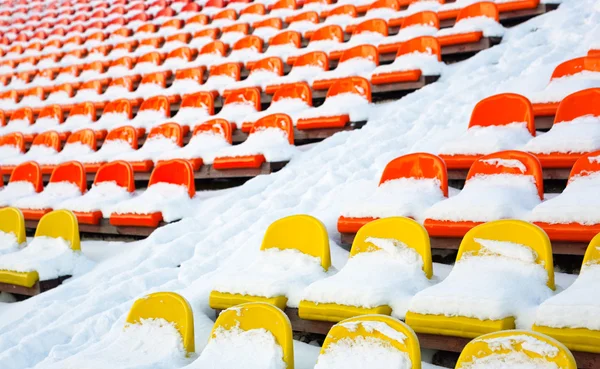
left=313, top=45, right=379, bottom=91
left=36, top=129, right=96, bottom=174
left=525, top=88, right=600, bottom=168
left=406, top=219, right=555, bottom=338
left=223, top=56, right=284, bottom=95
left=269, top=0, right=300, bottom=20
left=97, top=77, right=139, bottom=110
left=0, top=161, right=43, bottom=206
left=227, top=35, right=265, bottom=65
left=252, top=17, right=284, bottom=41
left=301, top=217, right=435, bottom=322
left=171, top=91, right=215, bottom=128
left=287, top=25, right=344, bottom=65
left=163, top=67, right=205, bottom=103
left=213, top=113, right=297, bottom=170
left=0, top=132, right=25, bottom=162
left=329, top=18, right=388, bottom=60
left=0, top=209, right=89, bottom=294
left=14, top=161, right=87, bottom=220
left=209, top=214, right=331, bottom=310
left=262, top=30, right=302, bottom=61
left=130, top=51, right=165, bottom=78
left=220, top=23, right=250, bottom=46
left=161, top=45, right=196, bottom=71
left=286, top=10, right=321, bottom=37
left=109, top=158, right=196, bottom=227
left=238, top=3, right=267, bottom=24
left=0, top=207, right=26, bottom=255
left=196, top=62, right=241, bottom=96
left=296, top=76, right=372, bottom=130
left=126, top=95, right=171, bottom=133
left=439, top=93, right=535, bottom=169
left=338, top=152, right=448, bottom=234
left=436, top=2, right=504, bottom=48
left=116, top=122, right=184, bottom=172
left=0, top=90, right=18, bottom=112
left=20, top=104, right=67, bottom=141
left=314, top=315, right=422, bottom=369
left=456, top=330, right=576, bottom=369
left=0, top=106, right=33, bottom=136
left=265, top=51, right=329, bottom=94
left=184, top=14, right=211, bottom=34
left=188, top=28, right=218, bottom=51
left=44, top=83, right=76, bottom=108
left=533, top=236, right=600, bottom=354
left=79, top=126, right=138, bottom=173
left=240, top=82, right=312, bottom=133
left=161, top=33, right=192, bottom=55
left=0, top=130, right=61, bottom=174
left=92, top=98, right=133, bottom=139
left=72, top=80, right=104, bottom=108
left=209, top=8, right=238, bottom=28
left=191, top=302, right=292, bottom=369
left=424, top=150, right=543, bottom=238
left=129, top=72, right=170, bottom=103
left=158, top=118, right=233, bottom=170
left=194, top=87, right=261, bottom=131
left=191, top=39, right=229, bottom=68
left=58, top=160, right=135, bottom=225
left=53, top=102, right=97, bottom=138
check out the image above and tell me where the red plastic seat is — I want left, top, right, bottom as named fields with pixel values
left=333, top=18, right=388, bottom=59
left=95, top=99, right=133, bottom=139
left=338, top=153, right=448, bottom=233
left=31, top=104, right=66, bottom=141
left=128, top=122, right=184, bottom=172
left=437, top=2, right=499, bottom=47
left=224, top=56, right=284, bottom=96
left=424, top=150, right=543, bottom=238
left=176, top=119, right=233, bottom=170
left=313, top=45, right=379, bottom=90
left=110, top=159, right=195, bottom=227
left=8, top=161, right=43, bottom=193
left=440, top=93, right=534, bottom=169
left=265, top=51, right=328, bottom=94
left=6, top=107, right=34, bottom=134
left=213, top=114, right=294, bottom=170
left=40, top=129, right=96, bottom=174
left=84, top=126, right=138, bottom=173
left=288, top=25, right=343, bottom=65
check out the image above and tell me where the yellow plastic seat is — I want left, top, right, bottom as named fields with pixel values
left=533, top=233, right=600, bottom=353
left=210, top=302, right=294, bottom=369
left=299, top=217, right=432, bottom=322
left=316, top=315, right=421, bottom=369
left=126, top=292, right=195, bottom=355
left=0, top=207, right=26, bottom=245
left=209, top=214, right=330, bottom=310
left=405, top=220, right=554, bottom=338
left=456, top=330, right=577, bottom=369
left=0, top=209, right=80, bottom=288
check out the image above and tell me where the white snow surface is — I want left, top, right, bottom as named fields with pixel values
left=439, top=122, right=533, bottom=155
left=371, top=52, right=445, bottom=77
left=158, top=132, right=231, bottom=165
left=0, top=231, right=20, bottom=255
left=0, top=182, right=38, bottom=207
left=437, top=16, right=506, bottom=38
left=214, top=128, right=298, bottom=162
left=314, top=335, right=411, bottom=369
left=0, top=1, right=598, bottom=369
left=12, top=182, right=83, bottom=210
left=524, top=115, right=600, bottom=154
left=57, top=181, right=134, bottom=218
left=529, top=71, right=600, bottom=104
left=459, top=352, right=559, bottom=369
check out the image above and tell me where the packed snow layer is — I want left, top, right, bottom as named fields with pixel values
left=12, top=182, right=83, bottom=211
left=214, top=128, right=298, bottom=162
left=424, top=174, right=541, bottom=222
left=158, top=132, right=231, bottom=165
left=524, top=116, right=600, bottom=154
left=314, top=336, right=411, bottom=369
left=437, top=16, right=506, bottom=38
left=377, top=25, right=440, bottom=47
left=0, top=231, right=20, bottom=256
left=459, top=352, right=559, bottom=369
left=438, top=122, right=534, bottom=155
left=35, top=143, right=95, bottom=166
left=212, top=248, right=330, bottom=307
left=294, top=93, right=372, bottom=123
left=77, top=140, right=136, bottom=164
left=116, top=137, right=181, bottom=163
left=313, top=59, right=378, bottom=83
left=56, top=182, right=134, bottom=217
left=371, top=52, right=445, bottom=77
left=0, top=236, right=92, bottom=281
left=188, top=326, right=286, bottom=369
left=0, top=182, right=38, bottom=207
left=302, top=237, right=434, bottom=318
left=0, top=1, right=597, bottom=368
left=529, top=71, right=600, bottom=104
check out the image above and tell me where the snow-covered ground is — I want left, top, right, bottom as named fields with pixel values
left=0, top=1, right=598, bottom=368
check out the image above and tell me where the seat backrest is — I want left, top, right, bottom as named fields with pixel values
left=110, top=56, right=135, bottom=70
left=166, top=46, right=194, bottom=62
left=103, top=99, right=133, bottom=119
left=457, top=220, right=554, bottom=289
left=147, top=123, right=184, bottom=147
left=32, top=131, right=61, bottom=151
left=66, top=129, right=97, bottom=151
left=38, top=104, right=64, bottom=123
left=456, top=1, right=499, bottom=22
left=200, top=40, right=229, bottom=56
left=352, top=217, right=432, bottom=278
left=397, top=36, right=441, bottom=61
left=469, top=93, right=534, bottom=135
left=567, top=150, right=600, bottom=184
left=272, top=0, right=297, bottom=11
left=260, top=214, right=329, bottom=269
left=108, top=77, right=136, bottom=92
left=326, top=76, right=372, bottom=102
left=139, top=95, right=170, bottom=117
left=328, top=4, right=357, bottom=18
left=49, top=161, right=87, bottom=194
left=269, top=30, right=301, bottom=48
left=137, top=51, right=163, bottom=66
left=380, top=152, right=448, bottom=196
left=105, top=126, right=138, bottom=149
left=466, top=150, right=544, bottom=200
left=369, top=0, right=400, bottom=11
left=551, top=56, right=600, bottom=80
left=35, top=209, right=81, bottom=251
left=232, top=35, right=263, bottom=51
left=0, top=207, right=26, bottom=245
left=456, top=330, right=576, bottom=369
left=10, top=161, right=43, bottom=192
left=210, top=303, right=292, bottom=368
left=0, top=90, right=17, bottom=103
left=241, top=3, right=266, bottom=15
left=254, top=18, right=283, bottom=31
left=293, top=51, right=328, bottom=70
left=554, top=88, right=600, bottom=124
left=10, top=107, right=34, bottom=125
left=213, top=8, right=237, bottom=21
left=174, top=67, right=204, bottom=84
left=192, top=119, right=233, bottom=144
left=250, top=56, right=284, bottom=76
left=69, top=102, right=97, bottom=122
left=289, top=10, right=318, bottom=24
left=310, top=25, right=344, bottom=43
left=50, top=84, right=75, bottom=99
left=354, top=18, right=388, bottom=37
left=166, top=33, right=192, bottom=45
left=0, top=132, right=25, bottom=153
left=222, top=23, right=249, bottom=37
left=94, top=160, right=135, bottom=192
left=209, top=62, right=241, bottom=80
left=272, top=82, right=312, bottom=106
left=320, top=315, right=420, bottom=369
left=340, top=44, right=379, bottom=65
left=223, top=87, right=261, bottom=111
left=250, top=113, right=295, bottom=144
left=180, top=91, right=215, bottom=114
left=187, top=14, right=210, bottom=26
left=148, top=159, right=195, bottom=198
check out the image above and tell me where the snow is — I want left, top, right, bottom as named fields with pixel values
left=294, top=92, right=372, bottom=123
left=212, top=248, right=330, bottom=307
left=241, top=98, right=312, bottom=129
left=524, top=116, right=600, bottom=154
left=0, top=236, right=92, bottom=281
left=158, top=132, right=231, bottom=165
left=0, top=182, right=38, bottom=207
left=35, top=143, right=95, bottom=166
left=529, top=71, right=600, bottom=104
left=189, top=325, right=285, bottom=369
left=201, top=102, right=259, bottom=128
left=0, top=231, right=20, bottom=256
left=215, top=128, right=298, bottom=162
left=172, top=106, right=213, bottom=127
left=267, top=65, right=325, bottom=88
left=437, top=16, right=506, bottom=38
left=12, top=182, right=83, bottom=210
left=78, top=139, right=136, bottom=164
left=459, top=352, right=559, bottom=369
left=302, top=237, right=434, bottom=318
left=57, top=182, right=134, bottom=218
left=439, top=122, right=533, bottom=155
left=341, top=178, right=446, bottom=222
left=483, top=334, right=560, bottom=357
left=0, top=144, right=23, bottom=160
left=371, top=51, right=445, bottom=77
left=424, top=174, right=541, bottom=222
left=116, top=136, right=181, bottom=163
left=128, top=109, right=169, bottom=131
left=0, top=145, right=59, bottom=167
left=313, top=58, right=378, bottom=84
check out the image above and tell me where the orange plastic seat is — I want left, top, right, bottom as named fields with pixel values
left=167, top=67, right=206, bottom=103
left=199, top=40, right=229, bottom=57
left=133, top=95, right=171, bottom=135
left=381, top=10, right=440, bottom=51
left=297, top=77, right=372, bottom=130
left=164, top=46, right=195, bottom=68
left=212, top=8, right=237, bottom=23
left=0, top=133, right=25, bottom=160
left=177, top=119, right=233, bottom=170
left=496, top=0, right=539, bottom=13
left=333, top=18, right=388, bottom=59
left=8, top=161, right=43, bottom=193
left=589, top=49, right=600, bottom=57
left=338, top=153, right=448, bottom=233
left=6, top=107, right=34, bottom=137
left=205, top=62, right=242, bottom=95
left=84, top=126, right=138, bottom=173
left=287, top=25, right=343, bottom=65
left=128, top=123, right=184, bottom=172
left=136, top=73, right=169, bottom=102
left=424, top=150, right=544, bottom=238
left=110, top=159, right=195, bottom=227
left=186, top=14, right=210, bottom=30
left=439, top=93, right=534, bottom=169
left=271, top=0, right=298, bottom=14
left=31, top=104, right=66, bottom=141
left=313, top=45, right=379, bottom=90
left=287, top=10, right=319, bottom=34
left=265, top=51, right=328, bottom=94
left=230, top=35, right=264, bottom=62
left=40, top=129, right=96, bottom=174
left=221, top=23, right=250, bottom=44
left=268, top=30, right=302, bottom=50
left=95, top=99, right=133, bottom=139
left=213, top=114, right=294, bottom=170
left=241, top=3, right=266, bottom=17
left=437, top=2, right=499, bottom=47
left=224, top=56, right=284, bottom=96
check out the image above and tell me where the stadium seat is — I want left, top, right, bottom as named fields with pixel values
left=45, top=84, right=76, bottom=107
left=296, top=76, right=371, bottom=130
left=436, top=2, right=501, bottom=47
left=406, top=219, right=555, bottom=338
left=14, top=161, right=86, bottom=220
left=80, top=126, right=138, bottom=173
left=240, top=82, right=312, bottom=133
left=286, top=10, right=320, bottom=37
left=0, top=131, right=61, bottom=174
left=220, top=23, right=250, bottom=46
left=0, top=207, right=26, bottom=254
left=252, top=18, right=284, bottom=41
left=54, top=102, right=96, bottom=139
left=109, top=159, right=195, bottom=227
left=262, top=30, right=302, bottom=60
left=0, top=106, right=33, bottom=136
left=59, top=161, right=135, bottom=225
left=224, top=56, right=284, bottom=94
left=92, top=99, right=133, bottom=139
left=439, top=93, right=535, bottom=169
left=196, top=302, right=292, bottom=369
left=317, top=4, right=358, bottom=35
left=314, top=315, right=421, bottom=368
left=162, top=34, right=193, bottom=54
left=265, top=51, right=329, bottom=93
left=131, top=73, right=169, bottom=103
left=163, top=67, right=205, bottom=103
left=456, top=330, right=576, bottom=369
left=209, top=214, right=330, bottom=310
left=198, top=62, right=241, bottom=96
left=270, top=0, right=299, bottom=19
left=228, top=35, right=264, bottom=64
left=185, top=14, right=211, bottom=34
left=0, top=161, right=43, bottom=206
left=197, top=87, right=261, bottom=130
left=313, top=45, right=379, bottom=90
left=526, top=88, right=600, bottom=168
left=0, top=132, right=25, bottom=161
left=37, top=129, right=96, bottom=173
left=239, top=3, right=267, bottom=24
left=213, top=113, right=295, bottom=170
left=330, top=18, right=388, bottom=59
left=188, top=28, right=218, bottom=50
left=287, top=25, right=344, bottom=64
left=0, top=90, right=18, bottom=112
left=22, top=104, right=65, bottom=141
left=171, top=91, right=215, bottom=127
left=0, top=209, right=81, bottom=293
left=127, top=95, right=170, bottom=133
left=338, top=152, right=448, bottom=234
left=301, top=217, right=433, bottom=322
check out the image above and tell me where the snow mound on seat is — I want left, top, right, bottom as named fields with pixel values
left=212, top=248, right=330, bottom=307
left=437, top=16, right=505, bottom=38
left=439, top=122, right=533, bottom=155
left=294, top=92, right=372, bottom=122
left=372, top=52, right=445, bottom=76
left=0, top=231, right=20, bottom=255
left=0, top=181, right=37, bottom=207
left=215, top=128, right=298, bottom=162
left=0, top=236, right=92, bottom=281
left=36, top=143, right=95, bottom=165
left=158, top=132, right=230, bottom=165
left=57, top=181, right=134, bottom=217
left=189, top=325, right=285, bottom=369
left=12, top=182, right=82, bottom=210
left=524, top=115, right=600, bottom=154
left=529, top=71, right=600, bottom=104
left=460, top=352, right=559, bottom=369
left=377, top=25, right=439, bottom=47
